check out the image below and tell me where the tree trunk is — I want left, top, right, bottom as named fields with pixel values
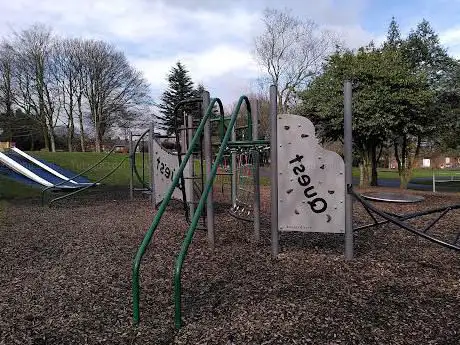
left=394, top=135, right=417, bottom=189
left=95, top=119, right=101, bottom=152
left=77, top=94, right=85, bottom=152
left=370, top=144, right=378, bottom=186
left=95, top=133, right=101, bottom=152
left=48, top=124, right=56, bottom=152
left=67, top=105, right=75, bottom=152
left=359, top=152, right=372, bottom=187
left=42, top=125, right=50, bottom=151
left=67, top=120, right=74, bottom=152
left=399, top=169, right=412, bottom=189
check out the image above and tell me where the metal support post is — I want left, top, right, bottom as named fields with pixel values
left=129, top=131, right=134, bottom=200
left=231, top=122, right=237, bottom=207
left=149, top=122, right=156, bottom=207
left=187, top=114, right=195, bottom=219
left=270, top=85, right=279, bottom=256
left=252, top=99, right=260, bottom=242
left=344, top=80, right=354, bottom=260
left=202, top=91, right=214, bottom=249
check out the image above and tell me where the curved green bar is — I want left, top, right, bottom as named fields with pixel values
left=173, top=95, right=252, bottom=329
left=132, top=98, right=224, bottom=325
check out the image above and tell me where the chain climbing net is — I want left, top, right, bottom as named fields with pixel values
left=227, top=145, right=269, bottom=222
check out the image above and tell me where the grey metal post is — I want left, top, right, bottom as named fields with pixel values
left=202, top=91, right=214, bottom=249
left=187, top=114, right=195, bottom=219
left=270, top=85, right=279, bottom=256
left=432, top=169, right=436, bottom=193
left=129, top=131, right=134, bottom=200
left=231, top=122, right=237, bottom=207
left=252, top=99, right=260, bottom=242
left=149, top=122, right=156, bottom=207
left=344, top=80, right=354, bottom=260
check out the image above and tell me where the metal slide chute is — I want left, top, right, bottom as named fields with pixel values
left=10, top=147, right=82, bottom=184
left=1, top=147, right=93, bottom=189
left=0, top=151, right=55, bottom=187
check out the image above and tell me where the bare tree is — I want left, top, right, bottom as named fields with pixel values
left=79, top=40, right=151, bottom=152
left=11, top=24, right=59, bottom=151
left=253, top=8, right=339, bottom=112
left=0, top=41, right=15, bottom=140
left=50, top=38, right=87, bottom=151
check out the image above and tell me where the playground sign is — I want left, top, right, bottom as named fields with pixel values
left=277, top=114, right=345, bottom=233
left=152, top=138, right=192, bottom=203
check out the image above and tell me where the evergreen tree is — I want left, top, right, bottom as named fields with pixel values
left=403, top=19, right=450, bottom=85
left=156, top=61, right=196, bottom=134
left=385, top=16, right=402, bottom=48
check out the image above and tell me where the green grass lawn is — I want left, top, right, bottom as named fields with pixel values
left=0, top=176, right=41, bottom=199
left=2, top=151, right=459, bottom=200
left=30, top=151, right=150, bottom=186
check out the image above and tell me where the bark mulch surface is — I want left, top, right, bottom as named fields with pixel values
left=0, top=187, right=459, bottom=344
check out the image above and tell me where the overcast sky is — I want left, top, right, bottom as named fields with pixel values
left=1, top=0, right=459, bottom=104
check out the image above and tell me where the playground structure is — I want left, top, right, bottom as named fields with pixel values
left=128, top=97, right=264, bottom=230
left=130, top=82, right=460, bottom=330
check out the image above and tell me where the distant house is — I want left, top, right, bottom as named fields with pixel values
left=419, top=156, right=460, bottom=169
left=84, top=138, right=130, bottom=153
left=389, top=155, right=460, bottom=169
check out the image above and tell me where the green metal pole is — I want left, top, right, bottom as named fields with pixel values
left=173, top=95, right=251, bottom=329
left=132, top=98, right=224, bottom=325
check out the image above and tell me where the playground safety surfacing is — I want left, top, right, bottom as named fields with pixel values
left=0, top=186, right=459, bottom=345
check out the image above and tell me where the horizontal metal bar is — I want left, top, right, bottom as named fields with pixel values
left=226, top=140, right=270, bottom=147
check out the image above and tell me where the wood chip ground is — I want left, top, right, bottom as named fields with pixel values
left=1, top=186, right=459, bottom=344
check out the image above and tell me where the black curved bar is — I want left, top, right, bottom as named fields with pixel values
left=131, top=129, right=151, bottom=191
left=351, top=188, right=460, bottom=251
left=41, top=146, right=118, bottom=206
left=48, top=156, right=128, bottom=207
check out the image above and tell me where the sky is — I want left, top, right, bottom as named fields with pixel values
left=0, top=0, right=459, bottom=106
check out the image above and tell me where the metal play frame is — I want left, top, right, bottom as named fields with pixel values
left=130, top=82, right=459, bottom=331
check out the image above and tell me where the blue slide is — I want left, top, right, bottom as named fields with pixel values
left=0, top=147, right=93, bottom=190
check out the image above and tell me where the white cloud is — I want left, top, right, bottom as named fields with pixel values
left=132, top=44, right=260, bottom=99
left=440, top=26, right=460, bottom=58
left=0, top=0, right=391, bottom=102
